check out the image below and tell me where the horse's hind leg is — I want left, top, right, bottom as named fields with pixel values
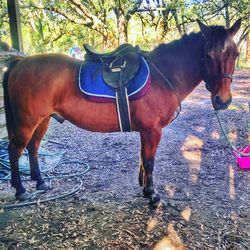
left=26, top=117, right=51, bottom=190
left=9, top=127, right=35, bottom=200
left=139, top=128, right=162, bottom=206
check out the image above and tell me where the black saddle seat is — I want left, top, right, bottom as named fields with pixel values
left=84, top=43, right=140, bottom=63
left=84, top=43, right=141, bottom=89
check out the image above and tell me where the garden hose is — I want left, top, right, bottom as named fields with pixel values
left=0, top=140, right=90, bottom=209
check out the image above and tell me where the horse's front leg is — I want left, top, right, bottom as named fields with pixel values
left=139, top=128, right=162, bottom=206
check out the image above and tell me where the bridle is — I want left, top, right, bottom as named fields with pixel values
left=222, top=73, right=233, bottom=81
left=203, top=72, right=234, bottom=92
left=200, top=44, right=234, bottom=92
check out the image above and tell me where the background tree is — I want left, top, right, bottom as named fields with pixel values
left=0, top=0, right=249, bottom=65
left=192, top=0, right=249, bottom=65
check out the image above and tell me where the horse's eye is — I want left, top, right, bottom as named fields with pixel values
left=205, top=54, right=212, bottom=60
left=223, top=50, right=231, bottom=58
left=235, top=51, right=239, bottom=57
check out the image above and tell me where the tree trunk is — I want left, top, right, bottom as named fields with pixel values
left=116, top=8, right=128, bottom=45
left=236, top=46, right=242, bottom=69
left=244, top=34, right=249, bottom=62
left=173, top=11, right=183, bottom=37
left=223, top=0, right=230, bottom=28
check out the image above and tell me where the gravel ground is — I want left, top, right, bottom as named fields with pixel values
left=0, top=69, right=249, bottom=250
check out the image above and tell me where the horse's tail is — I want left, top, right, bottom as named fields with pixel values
left=2, top=59, right=20, bottom=140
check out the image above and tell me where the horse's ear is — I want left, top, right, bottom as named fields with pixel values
left=197, top=19, right=210, bottom=38
left=228, top=19, right=241, bottom=37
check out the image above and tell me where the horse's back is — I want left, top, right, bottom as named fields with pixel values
left=10, top=53, right=80, bottom=81
left=13, top=53, right=79, bottom=85
left=7, top=54, right=80, bottom=118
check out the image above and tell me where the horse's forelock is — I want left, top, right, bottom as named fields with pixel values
left=207, top=26, right=230, bottom=50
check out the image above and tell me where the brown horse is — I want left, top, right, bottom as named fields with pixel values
left=2, top=20, right=241, bottom=205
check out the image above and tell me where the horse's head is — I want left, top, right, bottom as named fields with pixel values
left=197, top=19, right=241, bottom=110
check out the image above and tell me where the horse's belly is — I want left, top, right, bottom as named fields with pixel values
left=58, top=98, right=121, bottom=133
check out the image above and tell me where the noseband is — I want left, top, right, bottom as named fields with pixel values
left=223, top=73, right=233, bottom=81
left=204, top=73, right=233, bottom=92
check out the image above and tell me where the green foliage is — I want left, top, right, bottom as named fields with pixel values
left=0, top=0, right=249, bottom=65
left=0, top=1, right=10, bottom=44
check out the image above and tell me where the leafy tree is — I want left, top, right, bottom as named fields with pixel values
left=0, top=1, right=10, bottom=43
left=0, top=0, right=249, bottom=65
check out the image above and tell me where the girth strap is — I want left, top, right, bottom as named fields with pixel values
left=116, top=86, right=131, bottom=132
left=112, top=58, right=131, bottom=132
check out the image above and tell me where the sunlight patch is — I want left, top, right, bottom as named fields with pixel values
left=153, top=223, right=186, bottom=250
left=181, top=207, right=192, bottom=222
left=229, top=165, right=235, bottom=200
left=181, top=135, right=203, bottom=183
left=147, top=217, right=158, bottom=232
left=195, top=126, right=205, bottom=133
left=164, top=184, right=176, bottom=198
left=211, top=131, right=220, bottom=140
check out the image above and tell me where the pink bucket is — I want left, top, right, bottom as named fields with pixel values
left=234, top=146, right=250, bottom=169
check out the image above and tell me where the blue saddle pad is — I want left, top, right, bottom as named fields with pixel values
left=79, top=56, right=150, bottom=101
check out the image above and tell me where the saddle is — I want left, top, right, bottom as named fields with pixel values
left=84, top=44, right=140, bottom=87
left=84, top=44, right=142, bottom=132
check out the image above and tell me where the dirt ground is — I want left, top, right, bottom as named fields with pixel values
left=0, top=69, right=249, bottom=250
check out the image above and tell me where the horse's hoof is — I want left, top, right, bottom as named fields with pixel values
left=143, top=186, right=155, bottom=198
left=149, top=193, right=162, bottom=208
left=16, top=192, right=30, bottom=201
left=37, top=182, right=50, bottom=191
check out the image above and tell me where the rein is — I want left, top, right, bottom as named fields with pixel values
left=148, top=61, right=182, bottom=122
left=215, top=110, right=250, bottom=157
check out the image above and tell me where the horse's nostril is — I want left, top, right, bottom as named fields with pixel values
left=214, top=95, right=232, bottom=110
left=214, top=96, right=223, bottom=106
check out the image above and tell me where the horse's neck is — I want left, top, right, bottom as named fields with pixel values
left=150, top=34, right=205, bottom=101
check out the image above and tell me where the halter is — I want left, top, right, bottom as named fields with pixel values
left=200, top=49, right=234, bottom=92
left=204, top=73, right=234, bottom=92
left=200, top=37, right=235, bottom=92
left=223, top=73, right=233, bottom=81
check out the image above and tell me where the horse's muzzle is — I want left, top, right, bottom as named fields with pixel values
left=213, top=95, right=232, bottom=110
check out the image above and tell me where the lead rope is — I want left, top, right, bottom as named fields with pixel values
left=215, top=110, right=250, bottom=157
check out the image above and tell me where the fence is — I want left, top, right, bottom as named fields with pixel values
left=0, top=51, right=22, bottom=139
left=0, top=75, right=7, bottom=139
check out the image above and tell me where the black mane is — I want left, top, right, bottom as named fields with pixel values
left=151, top=25, right=228, bottom=57
left=163, top=32, right=202, bottom=52
left=149, top=32, right=203, bottom=60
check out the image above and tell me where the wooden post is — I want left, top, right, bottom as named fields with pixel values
left=7, top=0, right=23, bottom=52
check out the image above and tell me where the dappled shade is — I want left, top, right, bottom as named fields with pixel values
left=181, top=135, right=203, bottom=183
